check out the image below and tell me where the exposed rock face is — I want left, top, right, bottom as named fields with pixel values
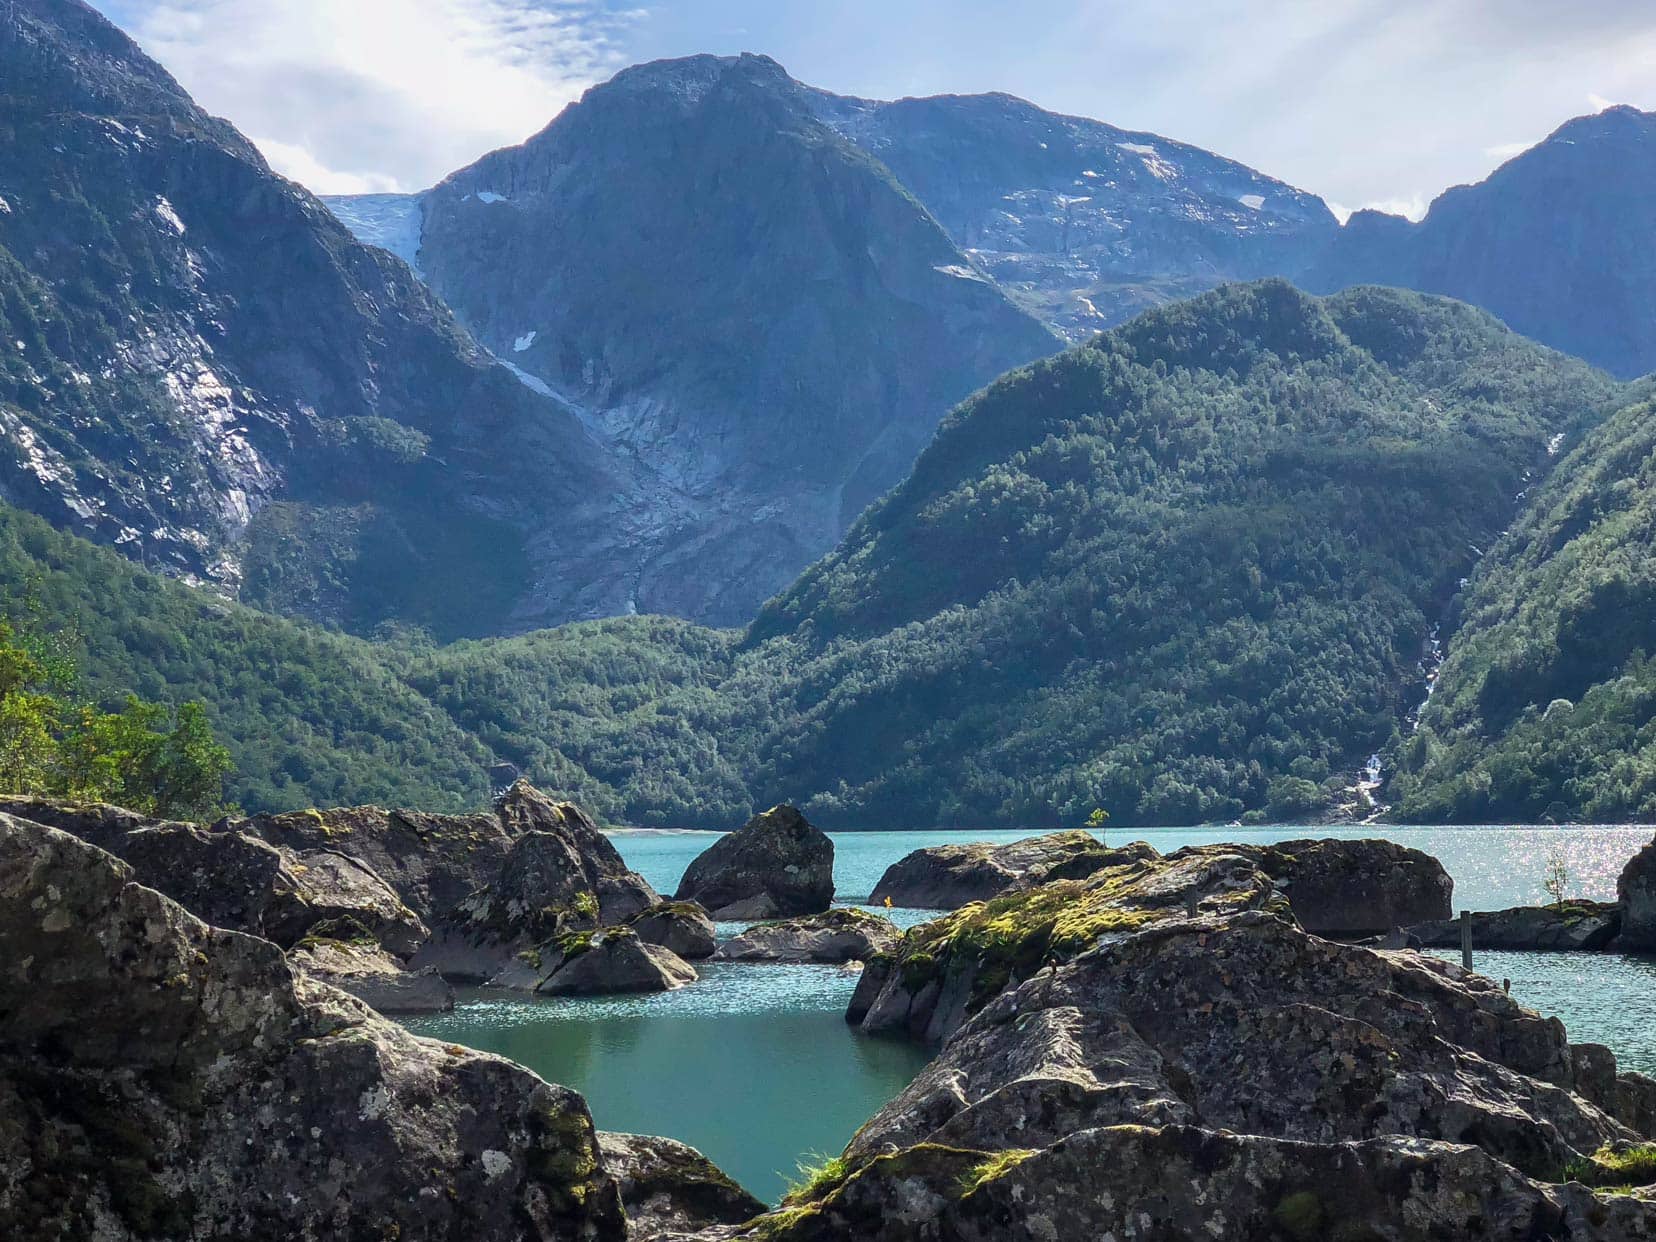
left=391, top=53, right=1060, bottom=626
left=629, top=901, right=718, bottom=960
left=748, top=851, right=1656, bottom=1239
left=1306, top=106, right=1656, bottom=378
left=288, top=939, right=454, bottom=1014
left=597, top=1132, right=764, bottom=1239
left=1410, top=902, right=1622, bottom=952
left=675, top=805, right=833, bottom=919
left=234, top=780, right=658, bottom=978
left=1618, top=835, right=1656, bottom=950
left=1181, top=838, right=1453, bottom=936
left=532, top=929, right=698, bottom=997
left=808, top=88, right=1337, bottom=342
left=715, top=908, right=899, bottom=964
left=0, top=812, right=625, bottom=1240
left=869, top=831, right=1145, bottom=909
left=0, top=0, right=640, bottom=639
left=262, top=848, right=430, bottom=957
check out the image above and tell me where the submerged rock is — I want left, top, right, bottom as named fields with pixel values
left=629, top=901, right=718, bottom=960
left=1618, top=834, right=1656, bottom=950
left=1409, top=902, right=1622, bottom=951
left=288, top=938, right=455, bottom=1014
left=0, top=812, right=625, bottom=1240
left=869, top=831, right=1140, bottom=909
left=675, top=805, right=833, bottom=919
left=715, top=908, right=899, bottom=964
left=598, top=1132, right=764, bottom=1239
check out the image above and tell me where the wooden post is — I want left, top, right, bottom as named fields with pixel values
left=1460, top=909, right=1473, bottom=970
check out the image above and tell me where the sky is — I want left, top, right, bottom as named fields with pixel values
left=96, top=0, right=1656, bottom=217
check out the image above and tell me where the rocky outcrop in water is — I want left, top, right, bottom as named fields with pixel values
left=675, top=805, right=833, bottom=919
left=234, top=780, right=659, bottom=979
left=492, top=928, right=698, bottom=996
left=1618, top=834, right=1656, bottom=950
left=598, top=1132, right=764, bottom=1239
left=0, top=812, right=626, bottom=1240
left=288, top=937, right=454, bottom=1014
left=629, top=901, right=718, bottom=960
left=747, top=847, right=1656, bottom=1240
left=1410, top=902, right=1622, bottom=952
left=715, top=908, right=899, bottom=964
left=1177, top=837, right=1453, bottom=936
left=869, top=831, right=1144, bottom=909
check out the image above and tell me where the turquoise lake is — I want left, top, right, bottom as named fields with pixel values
left=404, top=824, right=1656, bottom=1203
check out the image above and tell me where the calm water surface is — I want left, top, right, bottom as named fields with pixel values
left=406, top=824, right=1656, bottom=1202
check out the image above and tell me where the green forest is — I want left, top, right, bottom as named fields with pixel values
left=10, top=281, right=1654, bottom=828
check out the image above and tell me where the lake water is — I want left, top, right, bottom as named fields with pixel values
left=404, top=823, right=1656, bottom=1203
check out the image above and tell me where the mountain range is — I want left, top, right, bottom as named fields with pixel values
left=4, top=0, right=1656, bottom=826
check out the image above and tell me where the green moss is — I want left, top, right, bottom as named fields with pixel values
left=781, top=1154, right=851, bottom=1206
left=958, top=1148, right=1037, bottom=1196
left=571, top=891, right=599, bottom=919
left=1562, top=1144, right=1656, bottom=1188
left=1272, top=1190, right=1325, bottom=1240
left=555, top=930, right=596, bottom=960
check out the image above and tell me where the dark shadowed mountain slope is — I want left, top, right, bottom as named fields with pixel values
left=0, top=0, right=644, bottom=639
left=1306, top=106, right=1656, bottom=380
left=808, top=88, right=1339, bottom=340
left=402, top=53, right=1060, bottom=626
left=1390, top=385, right=1656, bottom=822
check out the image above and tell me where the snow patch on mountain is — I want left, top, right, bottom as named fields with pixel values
left=321, top=193, right=425, bottom=274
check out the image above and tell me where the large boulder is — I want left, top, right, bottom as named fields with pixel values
left=0, top=813, right=626, bottom=1240
left=1177, top=837, right=1453, bottom=936
left=288, top=938, right=455, bottom=1014
left=597, top=1132, right=764, bottom=1239
left=674, top=805, right=833, bottom=919
left=233, top=780, right=659, bottom=978
left=715, top=908, right=900, bottom=964
left=0, top=796, right=429, bottom=955
left=491, top=928, right=698, bottom=996
left=1409, top=902, right=1622, bottom=952
left=1618, top=835, right=1656, bottom=949
left=738, top=849, right=1656, bottom=1240
left=848, top=847, right=1290, bottom=1043
left=869, top=831, right=1143, bottom=909
left=629, top=901, right=718, bottom=960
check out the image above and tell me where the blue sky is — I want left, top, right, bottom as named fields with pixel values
left=97, top=1, right=1656, bottom=216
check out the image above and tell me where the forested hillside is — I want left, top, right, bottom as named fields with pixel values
left=5, top=280, right=1629, bottom=829
left=1391, top=390, right=1656, bottom=821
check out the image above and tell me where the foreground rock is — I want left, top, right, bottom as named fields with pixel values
left=288, top=937, right=455, bottom=1013
left=492, top=928, right=698, bottom=996
left=629, top=901, right=718, bottom=959
left=715, top=908, right=899, bottom=964
left=1410, top=902, right=1622, bottom=951
left=675, top=805, right=833, bottom=919
left=235, top=780, right=660, bottom=978
left=0, top=795, right=429, bottom=955
left=1619, top=834, right=1656, bottom=949
left=737, top=847, right=1656, bottom=1240
left=598, top=1133, right=764, bottom=1239
left=869, top=830, right=1139, bottom=909
left=0, top=813, right=625, bottom=1240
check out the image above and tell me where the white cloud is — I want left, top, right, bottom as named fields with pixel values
left=1483, top=141, right=1532, bottom=161
left=113, top=0, right=639, bottom=193
left=1588, top=93, right=1624, bottom=112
